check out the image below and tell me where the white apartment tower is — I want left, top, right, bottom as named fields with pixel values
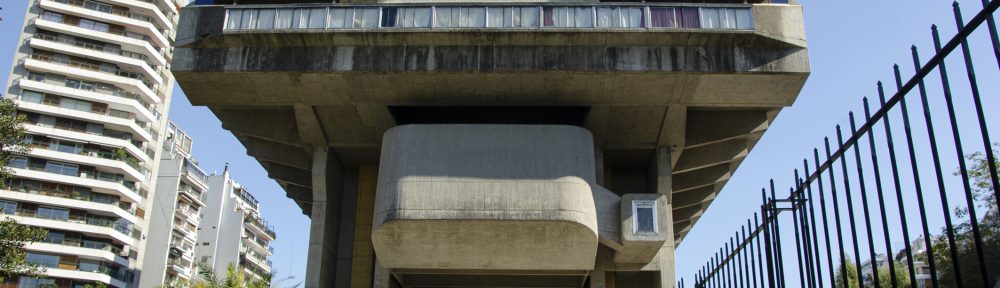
left=0, top=0, right=186, bottom=287
left=138, top=122, right=209, bottom=287
left=196, top=171, right=276, bottom=283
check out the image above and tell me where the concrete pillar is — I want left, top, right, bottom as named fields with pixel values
left=372, top=258, right=397, bottom=288
left=306, top=148, right=345, bottom=288
left=653, top=147, right=676, bottom=288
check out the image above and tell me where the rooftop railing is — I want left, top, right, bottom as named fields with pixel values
left=223, top=4, right=754, bottom=32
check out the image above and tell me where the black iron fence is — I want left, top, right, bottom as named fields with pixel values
left=684, top=1, right=1000, bottom=287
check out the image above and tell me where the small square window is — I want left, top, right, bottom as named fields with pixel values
left=632, top=200, right=658, bottom=235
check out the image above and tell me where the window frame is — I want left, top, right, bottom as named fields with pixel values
left=631, top=199, right=658, bottom=235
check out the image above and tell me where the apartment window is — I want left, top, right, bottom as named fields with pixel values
left=649, top=7, right=700, bottom=29
left=0, top=200, right=16, bottom=214
left=381, top=7, right=431, bottom=28
left=77, top=259, right=103, bottom=273
left=42, top=231, right=65, bottom=244
left=328, top=8, right=378, bottom=29
left=486, top=7, right=539, bottom=28
left=18, top=277, right=56, bottom=288
left=542, top=7, right=593, bottom=28
left=51, top=139, right=83, bottom=154
left=58, top=97, right=94, bottom=113
left=9, top=156, right=28, bottom=169
left=20, top=90, right=44, bottom=103
left=436, top=7, right=486, bottom=28
left=632, top=200, right=658, bottom=235
left=45, top=161, right=79, bottom=176
left=595, top=7, right=644, bottom=28
left=82, top=1, right=113, bottom=14
left=699, top=7, right=752, bottom=30
left=37, top=206, right=70, bottom=221
left=41, top=11, right=64, bottom=23
left=257, top=9, right=276, bottom=29
left=25, top=252, right=60, bottom=268
left=27, top=71, right=46, bottom=82
left=79, top=18, right=111, bottom=33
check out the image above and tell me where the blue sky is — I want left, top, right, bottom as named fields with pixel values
left=1, top=0, right=998, bottom=286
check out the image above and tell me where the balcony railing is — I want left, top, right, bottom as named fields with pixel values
left=52, top=0, right=169, bottom=35
left=39, top=236, right=125, bottom=257
left=8, top=156, right=142, bottom=196
left=3, top=178, right=138, bottom=217
left=8, top=208, right=136, bottom=239
left=223, top=4, right=754, bottom=32
left=17, top=74, right=158, bottom=114
left=33, top=34, right=159, bottom=71
left=181, top=160, right=208, bottom=184
left=244, top=215, right=276, bottom=239
left=28, top=53, right=155, bottom=90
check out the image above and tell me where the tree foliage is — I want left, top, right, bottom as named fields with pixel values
left=931, top=144, right=1000, bottom=288
left=162, top=264, right=291, bottom=288
left=833, top=254, right=911, bottom=288
left=0, top=98, right=48, bottom=282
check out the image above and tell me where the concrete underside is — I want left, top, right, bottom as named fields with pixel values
left=173, top=3, right=809, bottom=286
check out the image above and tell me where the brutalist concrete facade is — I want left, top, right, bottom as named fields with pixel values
left=172, top=1, right=808, bottom=287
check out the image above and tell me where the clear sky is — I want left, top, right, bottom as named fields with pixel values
left=1, top=0, right=998, bottom=287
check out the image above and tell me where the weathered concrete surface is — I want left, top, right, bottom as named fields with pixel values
left=174, top=1, right=809, bottom=251
left=372, top=124, right=598, bottom=271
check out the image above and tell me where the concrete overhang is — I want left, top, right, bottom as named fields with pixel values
left=172, top=1, right=809, bottom=244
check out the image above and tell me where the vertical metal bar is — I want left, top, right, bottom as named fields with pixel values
left=795, top=171, right=817, bottom=288
left=769, top=182, right=787, bottom=288
left=979, top=0, right=1000, bottom=69
left=813, top=149, right=837, bottom=288
left=824, top=138, right=850, bottom=288
left=848, top=113, right=882, bottom=288
left=725, top=242, right=733, bottom=288
left=835, top=125, right=865, bottom=287
left=762, top=191, right=777, bottom=288
left=932, top=23, right=991, bottom=286
left=743, top=223, right=757, bottom=287
left=892, top=64, right=940, bottom=288
left=911, top=46, right=966, bottom=288
left=729, top=237, right=738, bottom=288
left=862, top=97, right=898, bottom=288
left=877, top=84, right=919, bottom=288
left=956, top=2, right=1000, bottom=218
left=790, top=185, right=808, bottom=288
left=755, top=213, right=768, bottom=288
left=803, top=159, right=826, bottom=288
left=737, top=231, right=747, bottom=288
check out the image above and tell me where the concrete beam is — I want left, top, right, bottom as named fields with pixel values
left=214, top=108, right=300, bottom=146
left=294, top=104, right=329, bottom=151
left=263, top=162, right=312, bottom=189
left=673, top=139, right=748, bottom=174
left=656, top=105, right=686, bottom=168
left=671, top=163, right=732, bottom=193
left=685, top=110, right=769, bottom=148
left=670, top=186, right=717, bottom=210
left=244, top=138, right=312, bottom=170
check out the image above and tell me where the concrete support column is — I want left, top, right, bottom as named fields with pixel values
left=372, top=258, right=397, bottom=288
left=306, top=148, right=344, bottom=288
left=653, top=147, right=676, bottom=288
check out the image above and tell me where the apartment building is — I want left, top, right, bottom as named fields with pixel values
left=195, top=170, right=276, bottom=283
left=0, top=0, right=186, bottom=287
left=137, top=122, right=209, bottom=287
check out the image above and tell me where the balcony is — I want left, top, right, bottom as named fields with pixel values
left=17, top=76, right=159, bottom=123
left=177, top=189, right=206, bottom=207
left=8, top=158, right=144, bottom=202
left=30, top=34, right=163, bottom=83
left=0, top=181, right=139, bottom=223
left=242, top=234, right=271, bottom=256
left=22, top=122, right=151, bottom=165
left=34, top=11, right=168, bottom=67
left=181, top=160, right=209, bottom=190
left=3, top=211, right=136, bottom=246
left=25, top=53, right=157, bottom=96
left=223, top=4, right=754, bottom=33
left=28, top=240, right=129, bottom=266
left=244, top=214, right=276, bottom=240
left=44, top=0, right=171, bottom=49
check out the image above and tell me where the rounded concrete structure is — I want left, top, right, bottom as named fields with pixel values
left=372, top=124, right=599, bottom=271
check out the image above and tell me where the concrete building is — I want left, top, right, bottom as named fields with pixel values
left=137, top=122, right=210, bottom=287
left=0, top=0, right=185, bottom=286
left=195, top=171, right=276, bottom=282
left=172, top=0, right=808, bottom=287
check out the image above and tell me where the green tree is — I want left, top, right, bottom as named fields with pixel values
left=0, top=98, right=48, bottom=282
left=166, top=264, right=273, bottom=288
left=833, top=254, right=910, bottom=288
left=931, top=144, right=1000, bottom=288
